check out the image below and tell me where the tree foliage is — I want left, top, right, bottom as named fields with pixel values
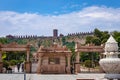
left=86, top=28, right=109, bottom=45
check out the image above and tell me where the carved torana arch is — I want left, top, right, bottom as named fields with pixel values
left=0, top=42, right=31, bottom=73
left=75, top=43, right=104, bottom=74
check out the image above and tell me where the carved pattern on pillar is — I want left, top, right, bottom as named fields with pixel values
left=37, top=53, right=42, bottom=73
left=26, top=47, right=30, bottom=62
left=25, top=46, right=31, bottom=73
left=66, top=54, right=71, bottom=74
left=75, top=52, right=80, bottom=74
left=25, top=61, right=31, bottom=73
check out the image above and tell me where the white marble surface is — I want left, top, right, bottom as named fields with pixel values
left=0, top=73, right=108, bottom=80
left=0, top=74, right=24, bottom=80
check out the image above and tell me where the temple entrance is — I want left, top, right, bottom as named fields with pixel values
left=36, top=43, right=72, bottom=74
left=75, top=43, right=104, bottom=74
left=0, top=42, right=31, bottom=73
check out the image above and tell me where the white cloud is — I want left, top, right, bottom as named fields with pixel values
left=0, top=6, right=120, bottom=37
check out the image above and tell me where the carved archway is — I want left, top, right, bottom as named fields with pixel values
left=37, top=43, right=72, bottom=74
left=75, top=43, right=104, bottom=74
left=0, top=42, right=31, bottom=73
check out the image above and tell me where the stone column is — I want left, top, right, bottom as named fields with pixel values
left=25, top=48, right=31, bottom=73
left=27, top=50, right=30, bottom=62
left=67, top=55, right=70, bottom=68
left=0, top=51, right=2, bottom=62
left=0, top=50, right=2, bottom=73
left=76, top=52, right=79, bottom=63
left=75, top=52, right=80, bottom=74
left=37, top=53, right=42, bottom=73
left=66, top=54, right=71, bottom=74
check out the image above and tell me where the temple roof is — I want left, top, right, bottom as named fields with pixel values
left=106, top=35, right=117, bottom=43
left=105, top=35, right=118, bottom=52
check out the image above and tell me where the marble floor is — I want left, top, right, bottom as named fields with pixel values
left=0, top=73, right=109, bottom=80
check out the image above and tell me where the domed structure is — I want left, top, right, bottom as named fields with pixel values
left=105, top=35, right=119, bottom=52
left=99, top=35, right=120, bottom=74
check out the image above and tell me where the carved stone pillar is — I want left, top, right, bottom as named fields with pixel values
left=26, top=50, right=30, bottom=62
left=0, top=51, right=2, bottom=62
left=67, top=55, right=70, bottom=68
left=67, top=54, right=71, bottom=74
left=76, top=52, right=79, bottom=63
left=75, top=52, right=80, bottom=74
left=25, top=61, right=31, bottom=73
left=37, top=53, right=42, bottom=73
left=25, top=47, right=31, bottom=73
left=0, top=50, right=2, bottom=73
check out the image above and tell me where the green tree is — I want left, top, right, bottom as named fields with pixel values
left=91, top=37, right=101, bottom=46
left=84, top=60, right=92, bottom=68
left=0, top=38, right=8, bottom=44
left=113, top=31, right=120, bottom=39
left=86, top=36, right=93, bottom=44
left=62, top=37, right=66, bottom=45
left=94, top=28, right=102, bottom=39
left=86, top=28, right=110, bottom=45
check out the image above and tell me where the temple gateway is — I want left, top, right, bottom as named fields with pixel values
left=36, top=43, right=72, bottom=74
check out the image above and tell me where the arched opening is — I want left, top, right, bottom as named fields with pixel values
left=74, top=43, right=104, bottom=74
left=0, top=42, right=31, bottom=73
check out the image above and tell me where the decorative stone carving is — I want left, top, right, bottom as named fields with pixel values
left=105, top=35, right=118, bottom=52
left=37, top=43, right=72, bottom=74
left=99, top=35, right=120, bottom=74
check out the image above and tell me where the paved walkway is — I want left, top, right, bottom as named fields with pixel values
left=26, top=73, right=107, bottom=80
left=0, top=73, right=110, bottom=80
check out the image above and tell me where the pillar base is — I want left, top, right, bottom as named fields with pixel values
left=37, top=66, right=41, bottom=74
left=25, top=61, right=31, bottom=73
left=66, top=66, right=71, bottom=74
left=0, top=62, right=3, bottom=73
left=75, top=63, right=80, bottom=74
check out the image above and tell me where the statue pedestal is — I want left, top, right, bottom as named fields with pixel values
left=0, top=62, right=3, bottom=73
left=25, top=61, right=31, bottom=73
left=66, top=66, right=71, bottom=74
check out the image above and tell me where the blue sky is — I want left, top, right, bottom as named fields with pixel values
left=0, top=0, right=120, bottom=36
left=0, top=0, right=119, bottom=14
